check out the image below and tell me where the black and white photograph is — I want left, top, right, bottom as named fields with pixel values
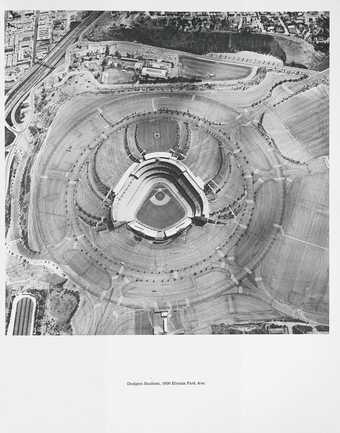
left=4, top=9, right=329, bottom=335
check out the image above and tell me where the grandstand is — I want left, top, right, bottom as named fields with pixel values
left=111, top=153, right=209, bottom=240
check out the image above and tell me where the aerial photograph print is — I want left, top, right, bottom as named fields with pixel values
left=4, top=10, right=329, bottom=335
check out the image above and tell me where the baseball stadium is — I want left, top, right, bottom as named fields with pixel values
left=5, top=41, right=329, bottom=335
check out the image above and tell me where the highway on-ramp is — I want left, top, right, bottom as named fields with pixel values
left=5, top=11, right=104, bottom=125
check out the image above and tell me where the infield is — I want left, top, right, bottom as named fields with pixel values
left=136, top=183, right=186, bottom=230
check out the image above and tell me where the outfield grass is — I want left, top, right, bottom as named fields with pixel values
left=136, top=118, right=179, bottom=153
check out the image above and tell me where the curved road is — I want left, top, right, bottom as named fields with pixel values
left=5, top=11, right=104, bottom=126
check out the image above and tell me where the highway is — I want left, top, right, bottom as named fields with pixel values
left=5, top=11, right=103, bottom=123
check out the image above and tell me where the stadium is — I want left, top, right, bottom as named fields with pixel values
left=111, top=152, right=210, bottom=240
left=6, top=45, right=329, bottom=335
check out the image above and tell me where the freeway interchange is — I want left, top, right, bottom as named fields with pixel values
left=5, top=11, right=103, bottom=129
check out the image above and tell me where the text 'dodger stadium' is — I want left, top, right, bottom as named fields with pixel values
left=5, top=11, right=329, bottom=335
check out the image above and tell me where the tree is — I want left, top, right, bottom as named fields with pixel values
left=28, top=125, right=39, bottom=137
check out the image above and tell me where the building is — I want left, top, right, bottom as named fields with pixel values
left=141, top=67, right=168, bottom=79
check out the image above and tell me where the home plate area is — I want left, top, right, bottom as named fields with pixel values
left=136, top=184, right=186, bottom=230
